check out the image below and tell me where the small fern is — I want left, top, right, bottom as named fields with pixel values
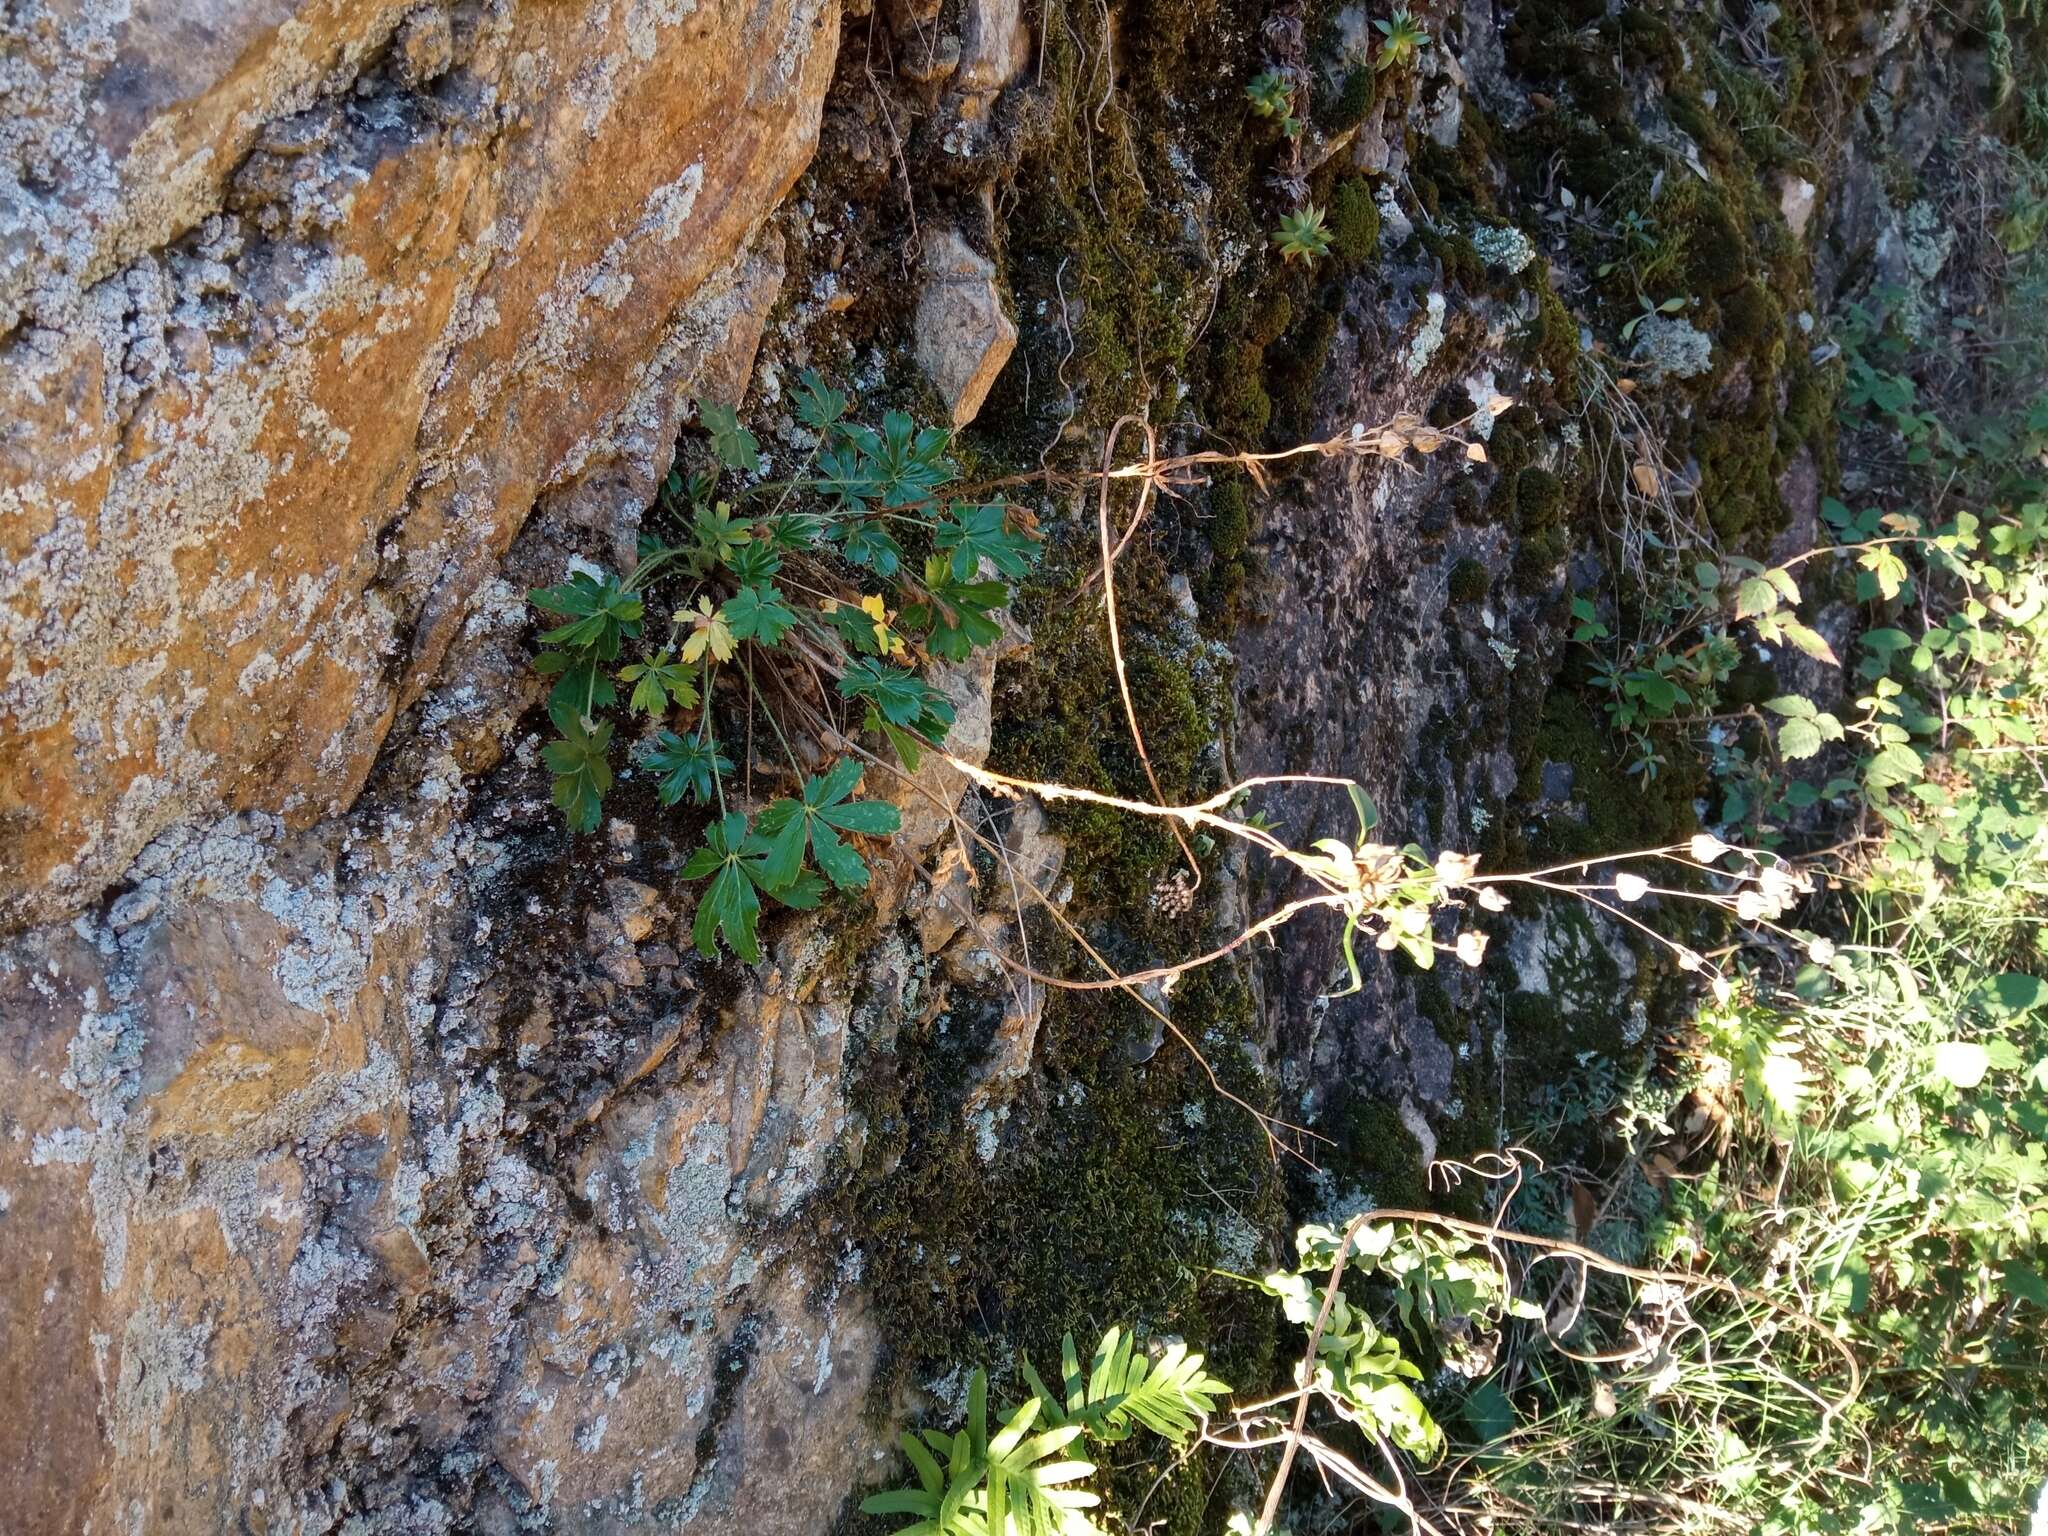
left=862, top=1369, right=1102, bottom=1536
left=1021, top=1326, right=1229, bottom=1446
left=862, top=1328, right=1229, bottom=1536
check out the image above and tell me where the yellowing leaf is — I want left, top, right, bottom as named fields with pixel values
left=677, top=596, right=736, bottom=664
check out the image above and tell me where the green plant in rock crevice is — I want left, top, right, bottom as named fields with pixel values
left=1245, top=68, right=1303, bottom=139
left=1373, top=8, right=1432, bottom=73
left=526, top=372, right=1039, bottom=958
left=1270, top=204, right=1333, bottom=264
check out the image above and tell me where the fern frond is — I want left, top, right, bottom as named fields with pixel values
left=1041, top=1326, right=1232, bottom=1446
left=861, top=1371, right=1108, bottom=1536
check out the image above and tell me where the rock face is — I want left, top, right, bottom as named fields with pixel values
left=914, top=228, right=1018, bottom=427
left=0, top=1, right=902, bottom=1529
left=0, top=0, right=1945, bottom=1529
left=0, top=0, right=838, bottom=930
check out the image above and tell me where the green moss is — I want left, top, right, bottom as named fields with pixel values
left=1614, top=8, right=1686, bottom=75
left=1332, top=1098, right=1431, bottom=1212
left=1566, top=47, right=1632, bottom=126
left=1716, top=278, right=1784, bottom=358
left=1488, top=411, right=1538, bottom=477
left=1523, top=274, right=1584, bottom=386
left=1668, top=91, right=1739, bottom=165
left=1317, top=64, right=1377, bottom=134
left=1328, top=176, right=1382, bottom=268
left=1781, top=361, right=1840, bottom=463
left=1687, top=397, right=1790, bottom=543
left=1263, top=301, right=1339, bottom=443
left=1423, top=227, right=1489, bottom=290
left=1213, top=340, right=1274, bottom=443
left=1659, top=176, right=1751, bottom=297
left=1511, top=689, right=1700, bottom=862
left=1515, top=465, right=1565, bottom=531
left=1448, top=558, right=1491, bottom=605
left=1206, top=472, right=1252, bottom=563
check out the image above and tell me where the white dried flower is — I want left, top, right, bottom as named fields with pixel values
left=1435, top=850, right=1482, bottom=886
left=1689, top=832, right=1731, bottom=864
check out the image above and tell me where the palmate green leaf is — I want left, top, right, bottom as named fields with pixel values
left=842, top=659, right=955, bottom=729
left=617, top=649, right=699, bottom=717
left=754, top=757, right=903, bottom=892
left=679, top=812, right=824, bottom=963
left=817, top=440, right=877, bottom=512
left=680, top=812, right=766, bottom=962
left=905, top=555, right=1006, bottom=662
left=829, top=516, right=905, bottom=577
left=759, top=512, right=825, bottom=552
left=723, top=540, right=783, bottom=584
left=698, top=400, right=760, bottom=473
left=722, top=582, right=797, bottom=646
left=691, top=500, right=754, bottom=566
left=841, top=660, right=957, bottom=769
left=531, top=569, right=643, bottom=659
left=793, top=368, right=849, bottom=432
left=821, top=412, right=955, bottom=513
left=644, top=729, right=730, bottom=807
left=541, top=717, right=613, bottom=833
left=935, top=502, right=1037, bottom=581
left=869, top=410, right=956, bottom=506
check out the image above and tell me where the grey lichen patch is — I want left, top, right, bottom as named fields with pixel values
left=1629, top=312, right=1714, bottom=380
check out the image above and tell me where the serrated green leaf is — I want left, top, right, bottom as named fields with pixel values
left=935, top=502, right=1037, bottom=581
left=1779, top=717, right=1824, bottom=759
left=542, top=717, right=613, bottom=833
left=1734, top=576, right=1778, bottom=620
left=722, top=582, right=797, bottom=646
left=698, top=400, right=760, bottom=473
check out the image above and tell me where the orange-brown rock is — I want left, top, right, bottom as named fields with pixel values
left=0, top=0, right=839, bottom=931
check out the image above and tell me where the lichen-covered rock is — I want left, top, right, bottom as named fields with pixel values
left=0, top=592, right=896, bottom=1529
left=0, top=0, right=840, bottom=931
